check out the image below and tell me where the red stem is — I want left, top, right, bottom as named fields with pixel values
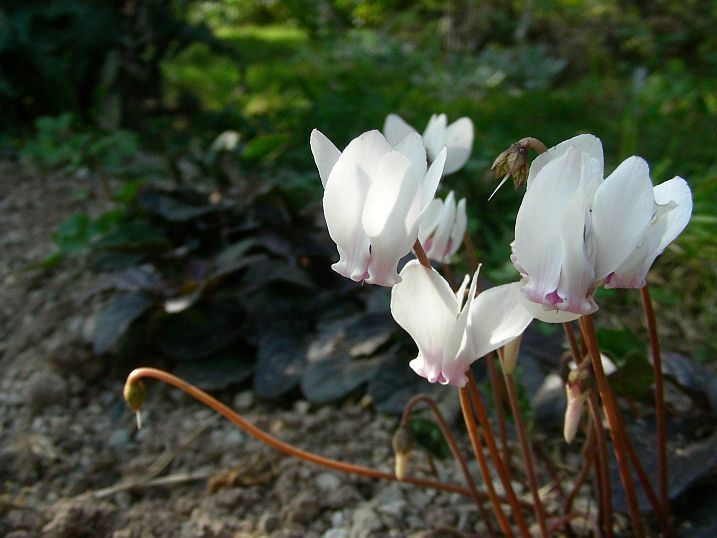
left=466, top=372, right=532, bottom=537
left=640, top=285, right=669, bottom=519
left=579, top=316, right=646, bottom=537
left=126, top=368, right=475, bottom=497
left=400, top=394, right=496, bottom=536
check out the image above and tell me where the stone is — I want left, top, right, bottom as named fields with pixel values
left=26, top=370, right=67, bottom=414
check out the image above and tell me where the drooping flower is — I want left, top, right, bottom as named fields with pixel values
left=383, top=113, right=474, bottom=175
left=390, top=260, right=534, bottom=387
left=418, top=191, right=467, bottom=263
left=512, top=134, right=691, bottom=318
left=310, top=129, right=447, bottom=286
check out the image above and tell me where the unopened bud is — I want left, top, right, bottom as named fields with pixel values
left=500, top=335, right=522, bottom=374
left=563, top=367, right=593, bottom=444
left=392, top=426, right=414, bottom=480
left=124, top=380, right=145, bottom=430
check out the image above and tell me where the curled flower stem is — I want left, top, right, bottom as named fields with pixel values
left=459, top=387, right=515, bottom=537
left=466, top=371, right=532, bottom=538
left=125, top=368, right=477, bottom=498
left=500, top=359, right=550, bottom=538
left=579, top=316, right=646, bottom=538
left=400, top=394, right=496, bottom=536
left=640, top=285, right=669, bottom=519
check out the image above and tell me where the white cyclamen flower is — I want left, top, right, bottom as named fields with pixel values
left=390, top=260, right=534, bottom=387
left=310, top=129, right=446, bottom=286
left=418, top=191, right=467, bottom=263
left=512, top=134, right=692, bottom=318
left=383, top=113, right=474, bottom=175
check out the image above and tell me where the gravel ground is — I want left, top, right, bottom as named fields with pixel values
left=0, top=162, right=491, bottom=537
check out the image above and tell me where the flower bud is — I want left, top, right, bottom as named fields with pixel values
left=392, top=425, right=414, bottom=480
left=499, top=335, right=522, bottom=374
left=563, top=366, right=593, bottom=444
left=124, top=380, right=145, bottom=430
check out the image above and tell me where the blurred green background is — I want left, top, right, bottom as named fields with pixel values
left=2, top=0, right=716, bottom=373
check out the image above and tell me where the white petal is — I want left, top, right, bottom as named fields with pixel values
left=390, top=261, right=459, bottom=383
left=393, top=131, right=428, bottom=185
left=590, top=156, right=654, bottom=280
left=442, top=268, right=481, bottom=386
left=383, top=113, right=416, bottom=146
left=323, top=130, right=391, bottom=280
left=422, top=113, right=447, bottom=162
left=653, top=176, right=692, bottom=253
left=470, top=282, right=535, bottom=359
left=443, top=117, right=474, bottom=175
left=514, top=147, right=583, bottom=305
left=517, top=291, right=582, bottom=323
left=526, top=134, right=604, bottom=189
left=418, top=198, right=443, bottom=244
left=363, top=150, right=419, bottom=286
left=425, top=191, right=456, bottom=262
left=555, top=181, right=597, bottom=315
left=420, top=147, right=447, bottom=211
left=310, top=129, right=341, bottom=188
left=606, top=176, right=692, bottom=288
left=447, top=197, right=467, bottom=259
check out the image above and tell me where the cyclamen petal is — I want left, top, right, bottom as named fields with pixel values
left=391, top=263, right=534, bottom=388
left=512, top=133, right=692, bottom=316
left=312, top=129, right=446, bottom=287
left=606, top=176, right=692, bottom=288
left=382, top=113, right=474, bottom=175
left=418, top=191, right=467, bottom=264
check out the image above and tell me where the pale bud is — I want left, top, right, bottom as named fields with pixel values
left=563, top=366, right=593, bottom=444
left=500, top=335, right=522, bottom=375
left=392, top=426, right=414, bottom=480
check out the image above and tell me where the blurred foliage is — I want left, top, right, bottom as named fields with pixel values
left=0, top=0, right=235, bottom=127
left=3, top=0, right=717, bottom=399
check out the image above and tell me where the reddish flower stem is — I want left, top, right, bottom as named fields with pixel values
left=563, top=321, right=613, bottom=536
left=498, top=349, right=549, bottom=538
left=562, top=421, right=595, bottom=536
left=486, top=353, right=511, bottom=467
left=579, top=316, right=646, bottom=538
left=125, top=368, right=476, bottom=497
left=640, top=285, right=669, bottom=519
left=466, top=371, right=532, bottom=538
left=412, top=239, right=431, bottom=268
left=459, top=388, right=515, bottom=537
left=587, top=396, right=614, bottom=538
left=400, top=394, right=496, bottom=537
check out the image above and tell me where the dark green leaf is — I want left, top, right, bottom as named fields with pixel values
left=301, top=353, right=379, bottom=403
left=253, top=324, right=307, bottom=399
left=154, top=301, right=245, bottom=361
left=368, top=354, right=450, bottom=415
left=610, top=350, right=653, bottom=399
left=174, top=350, right=255, bottom=390
left=93, top=292, right=155, bottom=355
left=94, top=221, right=170, bottom=252
left=408, top=418, right=451, bottom=460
